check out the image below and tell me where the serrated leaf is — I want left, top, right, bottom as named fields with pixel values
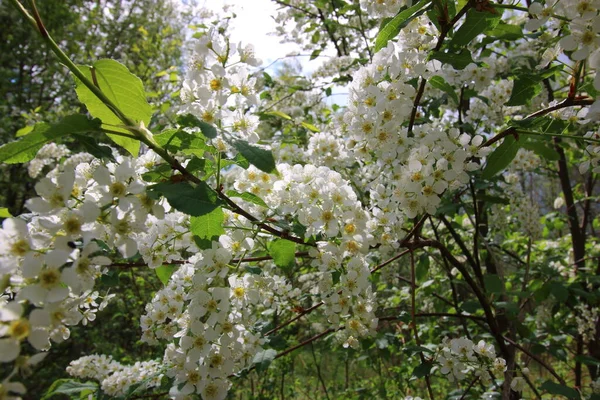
left=155, top=265, right=177, bottom=285
left=428, top=75, right=459, bottom=104
left=232, top=140, right=277, bottom=174
left=154, top=128, right=212, bottom=156
left=42, top=379, right=98, bottom=400
left=485, top=21, right=523, bottom=40
left=540, top=381, right=578, bottom=399
left=226, top=190, right=268, bottom=208
left=74, top=59, right=153, bottom=156
left=148, top=181, right=224, bottom=216
left=265, top=110, right=292, bottom=120
left=252, top=349, right=277, bottom=372
left=375, top=0, right=432, bottom=52
left=177, top=113, right=217, bottom=138
left=521, top=139, right=560, bottom=161
left=71, top=133, right=116, bottom=162
left=506, top=75, right=542, bottom=106
left=0, top=115, right=101, bottom=164
left=269, top=239, right=296, bottom=269
left=190, top=207, right=225, bottom=240
left=482, top=135, right=520, bottom=179
left=449, top=9, right=502, bottom=48
left=300, top=121, right=320, bottom=132
left=429, top=49, right=475, bottom=69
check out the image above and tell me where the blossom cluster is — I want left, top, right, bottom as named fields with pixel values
left=436, top=337, right=507, bottom=385
left=180, top=19, right=262, bottom=147
left=67, top=354, right=163, bottom=396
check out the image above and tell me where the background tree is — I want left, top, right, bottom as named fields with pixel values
left=0, top=0, right=189, bottom=216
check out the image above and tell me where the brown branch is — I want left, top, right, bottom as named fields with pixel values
left=502, top=335, right=565, bottom=385
left=275, top=328, right=337, bottom=359
left=410, top=252, right=435, bottom=400
left=480, top=98, right=595, bottom=148
left=407, top=0, right=473, bottom=134
left=218, top=190, right=315, bottom=247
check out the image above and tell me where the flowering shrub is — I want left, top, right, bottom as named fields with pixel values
left=1, top=0, right=600, bottom=399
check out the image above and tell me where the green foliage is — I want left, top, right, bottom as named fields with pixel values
left=42, top=379, right=98, bottom=399
left=232, top=140, right=278, bottom=174
left=481, top=135, right=520, bottom=179
left=429, top=49, right=475, bottom=69
left=155, top=265, right=177, bottom=285
left=375, top=0, right=432, bottom=52
left=448, top=9, right=502, bottom=48
left=190, top=206, right=225, bottom=239
left=148, top=181, right=224, bottom=216
left=268, top=239, right=297, bottom=269
left=0, top=115, right=101, bottom=163
left=74, top=59, right=152, bottom=155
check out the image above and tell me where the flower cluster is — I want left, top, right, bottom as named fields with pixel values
left=436, top=337, right=507, bottom=384
left=574, top=303, right=599, bottom=343
left=180, top=19, right=262, bottom=146
left=67, top=354, right=163, bottom=396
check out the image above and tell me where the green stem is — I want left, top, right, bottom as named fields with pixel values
left=11, top=0, right=192, bottom=180
left=516, top=129, right=600, bottom=143
left=493, top=3, right=569, bottom=21
left=100, top=128, right=139, bottom=140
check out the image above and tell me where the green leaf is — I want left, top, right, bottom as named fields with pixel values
left=416, top=254, right=429, bottom=282
left=300, top=121, right=320, bottom=132
left=449, top=9, right=502, bottom=48
left=74, top=59, right=153, bottom=156
left=177, top=113, right=218, bottom=139
left=404, top=345, right=435, bottom=356
left=154, top=128, right=212, bottom=156
left=226, top=190, right=268, bottom=208
left=550, top=282, right=569, bottom=302
left=575, top=355, right=600, bottom=366
left=148, top=181, right=224, bottom=216
left=506, top=75, right=542, bottom=106
left=412, top=361, right=433, bottom=378
left=252, top=349, right=277, bottom=372
left=485, top=21, right=523, bottom=40
left=265, top=111, right=292, bottom=120
left=42, top=379, right=98, bottom=400
left=15, top=125, right=34, bottom=137
left=483, top=274, right=504, bottom=293
left=310, top=48, right=322, bottom=60
left=71, top=133, right=116, bottom=162
left=268, top=239, right=296, bottom=269
left=245, top=266, right=263, bottom=275
left=232, top=140, right=277, bottom=174
left=190, top=207, right=225, bottom=240
left=155, top=265, right=177, bottom=285
left=0, top=115, right=101, bottom=164
left=482, top=135, right=521, bottom=179
left=540, top=381, right=579, bottom=399
left=429, top=49, right=475, bottom=69
left=428, top=75, right=459, bottom=104
left=375, top=0, right=432, bottom=52
left=0, top=208, right=12, bottom=218
left=520, top=139, right=560, bottom=161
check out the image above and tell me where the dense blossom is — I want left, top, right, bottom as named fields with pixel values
left=2, top=1, right=600, bottom=399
